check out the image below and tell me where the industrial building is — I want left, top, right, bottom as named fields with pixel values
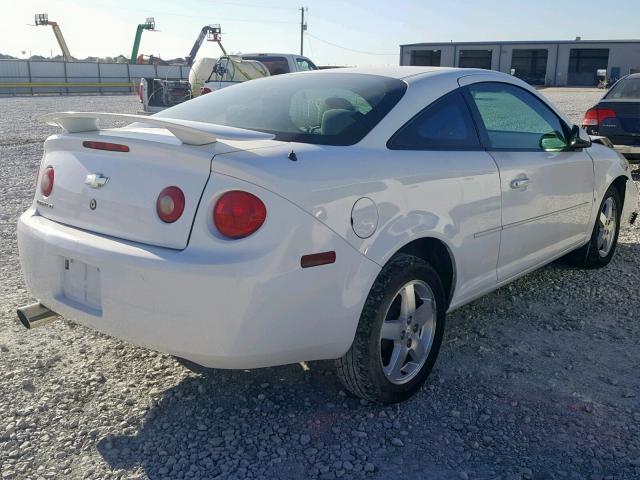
left=399, top=39, right=640, bottom=86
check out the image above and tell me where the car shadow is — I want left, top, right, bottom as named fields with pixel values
left=96, top=359, right=384, bottom=479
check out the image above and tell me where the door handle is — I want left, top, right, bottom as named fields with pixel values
left=510, top=177, right=530, bottom=189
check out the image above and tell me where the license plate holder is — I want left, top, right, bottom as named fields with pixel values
left=62, top=258, right=102, bottom=311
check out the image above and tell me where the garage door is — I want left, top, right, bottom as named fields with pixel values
left=568, top=49, right=609, bottom=86
left=459, top=50, right=492, bottom=70
left=410, top=50, right=441, bottom=66
left=511, top=49, right=548, bottom=85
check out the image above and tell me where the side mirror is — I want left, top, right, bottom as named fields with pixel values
left=569, top=124, right=592, bottom=149
left=540, top=132, right=568, bottom=152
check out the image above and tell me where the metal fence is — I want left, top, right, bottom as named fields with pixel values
left=0, top=59, right=190, bottom=96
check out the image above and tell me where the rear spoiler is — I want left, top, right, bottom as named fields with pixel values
left=41, top=111, right=275, bottom=146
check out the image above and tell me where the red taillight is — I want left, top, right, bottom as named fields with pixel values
left=83, top=141, right=130, bottom=152
left=156, top=186, right=185, bottom=223
left=201, top=87, right=212, bottom=95
left=138, top=82, right=144, bottom=101
left=582, top=108, right=617, bottom=127
left=213, top=191, right=266, bottom=239
left=40, top=166, right=54, bottom=197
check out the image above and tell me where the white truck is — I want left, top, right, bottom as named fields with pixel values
left=139, top=53, right=318, bottom=113
left=200, top=53, right=317, bottom=95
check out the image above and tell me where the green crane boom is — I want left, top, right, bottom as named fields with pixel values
left=130, top=17, right=155, bottom=64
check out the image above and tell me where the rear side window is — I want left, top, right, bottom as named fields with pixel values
left=388, top=90, right=480, bottom=150
left=466, top=82, right=566, bottom=150
left=606, top=77, right=640, bottom=99
left=242, top=56, right=290, bottom=75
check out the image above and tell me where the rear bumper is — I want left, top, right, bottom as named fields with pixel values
left=622, top=178, right=640, bottom=227
left=613, top=144, right=640, bottom=162
left=18, top=208, right=380, bottom=369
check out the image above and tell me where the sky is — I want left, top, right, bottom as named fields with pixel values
left=2, top=0, right=640, bottom=66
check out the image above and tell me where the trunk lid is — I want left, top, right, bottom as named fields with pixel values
left=37, top=127, right=278, bottom=249
left=598, top=99, right=640, bottom=134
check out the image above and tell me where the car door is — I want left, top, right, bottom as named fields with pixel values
left=462, top=80, right=594, bottom=281
left=387, top=89, right=502, bottom=304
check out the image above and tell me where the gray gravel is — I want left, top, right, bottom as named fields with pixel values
left=1, top=90, right=639, bottom=480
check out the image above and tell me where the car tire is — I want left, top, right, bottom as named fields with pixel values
left=335, top=253, right=446, bottom=404
left=570, top=184, right=622, bottom=269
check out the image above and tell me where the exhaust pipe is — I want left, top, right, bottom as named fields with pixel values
left=16, top=303, right=58, bottom=329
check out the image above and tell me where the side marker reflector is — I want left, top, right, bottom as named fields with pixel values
left=301, top=251, right=336, bottom=268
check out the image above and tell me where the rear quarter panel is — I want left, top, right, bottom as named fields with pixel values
left=186, top=172, right=381, bottom=364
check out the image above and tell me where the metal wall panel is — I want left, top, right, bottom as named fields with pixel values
left=156, top=65, right=186, bottom=79
left=66, top=62, right=100, bottom=94
left=0, top=60, right=31, bottom=95
left=98, top=63, right=130, bottom=93
left=129, top=64, right=158, bottom=79
left=0, top=59, right=190, bottom=95
left=29, top=61, right=66, bottom=94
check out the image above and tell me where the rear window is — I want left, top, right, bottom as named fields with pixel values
left=242, top=56, right=290, bottom=75
left=606, top=77, right=640, bottom=99
left=156, top=73, right=407, bottom=146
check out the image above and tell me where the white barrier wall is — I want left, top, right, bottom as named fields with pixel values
left=0, top=59, right=190, bottom=95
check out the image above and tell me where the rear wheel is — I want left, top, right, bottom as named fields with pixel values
left=570, top=185, right=621, bottom=269
left=335, top=254, right=446, bottom=403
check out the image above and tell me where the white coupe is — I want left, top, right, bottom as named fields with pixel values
left=17, top=67, right=638, bottom=403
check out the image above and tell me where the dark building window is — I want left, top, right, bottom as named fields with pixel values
left=568, top=48, right=609, bottom=86
left=410, top=50, right=441, bottom=66
left=510, top=49, right=548, bottom=85
left=459, top=49, right=492, bottom=69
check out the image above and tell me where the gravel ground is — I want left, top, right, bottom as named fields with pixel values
left=1, top=89, right=640, bottom=480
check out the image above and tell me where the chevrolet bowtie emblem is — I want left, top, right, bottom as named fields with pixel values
left=85, top=173, right=109, bottom=189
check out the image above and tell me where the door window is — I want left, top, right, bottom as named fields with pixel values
left=296, top=58, right=317, bottom=71
left=466, top=82, right=567, bottom=150
left=388, top=90, right=480, bottom=150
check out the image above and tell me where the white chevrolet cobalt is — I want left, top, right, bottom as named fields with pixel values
left=18, top=67, right=638, bottom=403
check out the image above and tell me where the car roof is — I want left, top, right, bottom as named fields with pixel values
left=240, top=53, right=308, bottom=58
left=303, top=66, right=507, bottom=82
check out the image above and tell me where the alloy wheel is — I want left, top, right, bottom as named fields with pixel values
left=379, top=280, right=437, bottom=385
left=597, top=197, right=617, bottom=258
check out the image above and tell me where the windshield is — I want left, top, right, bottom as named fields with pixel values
left=156, top=73, right=407, bottom=146
left=606, top=77, right=640, bottom=99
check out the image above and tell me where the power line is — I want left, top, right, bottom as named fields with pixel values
left=305, top=33, right=398, bottom=56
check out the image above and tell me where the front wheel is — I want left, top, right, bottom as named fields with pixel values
left=571, top=185, right=622, bottom=269
left=335, top=254, right=446, bottom=403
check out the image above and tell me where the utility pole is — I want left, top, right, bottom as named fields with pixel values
left=299, top=7, right=307, bottom=56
